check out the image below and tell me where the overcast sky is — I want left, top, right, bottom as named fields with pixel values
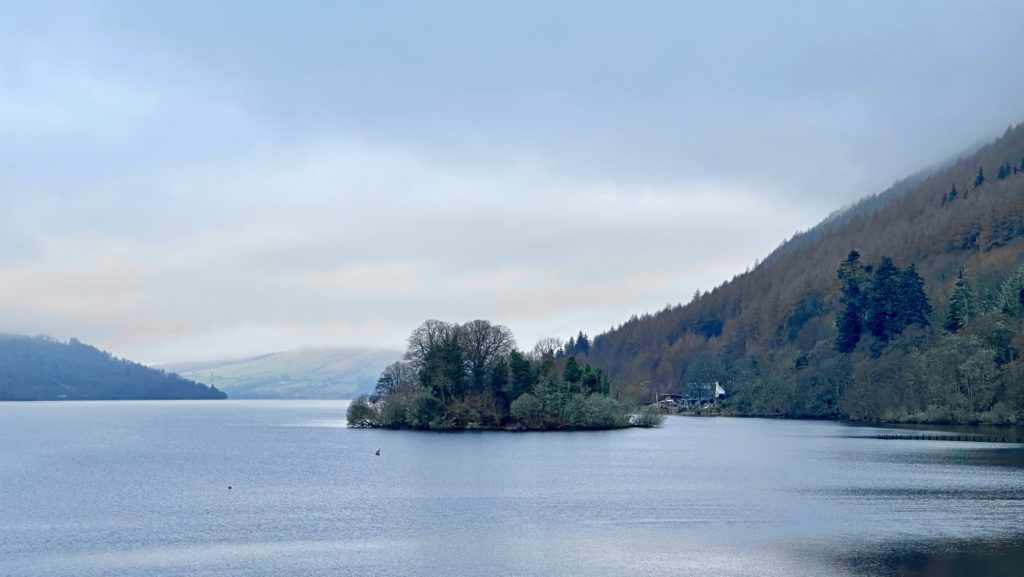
left=3, top=1, right=1024, bottom=364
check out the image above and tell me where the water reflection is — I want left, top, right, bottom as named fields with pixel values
left=841, top=538, right=1024, bottom=577
left=0, top=402, right=1022, bottom=577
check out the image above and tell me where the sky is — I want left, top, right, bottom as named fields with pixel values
left=3, top=1, right=1024, bottom=364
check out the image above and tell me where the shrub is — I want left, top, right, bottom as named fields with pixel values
left=633, top=404, right=665, bottom=428
left=346, top=395, right=379, bottom=427
left=378, top=392, right=412, bottom=428
left=510, top=393, right=544, bottom=428
left=563, top=394, right=630, bottom=429
left=407, top=392, right=443, bottom=429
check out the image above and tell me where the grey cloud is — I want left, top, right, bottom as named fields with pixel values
left=2, top=1, right=1022, bottom=362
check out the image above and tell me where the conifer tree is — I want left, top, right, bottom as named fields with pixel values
left=974, top=167, right=985, bottom=188
left=562, top=356, right=582, bottom=386
left=835, top=250, right=866, bottom=352
left=942, top=184, right=958, bottom=205
left=867, top=256, right=901, bottom=343
left=567, top=336, right=577, bottom=355
left=896, top=264, right=931, bottom=328
left=996, top=264, right=1024, bottom=317
left=944, top=268, right=975, bottom=333
left=575, top=331, right=591, bottom=356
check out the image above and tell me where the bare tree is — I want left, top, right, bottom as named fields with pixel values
left=460, top=320, right=516, bottom=392
left=374, top=360, right=418, bottom=399
left=530, top=337, right=563, bottom=360
left=403, top=319, right=456, bottom=370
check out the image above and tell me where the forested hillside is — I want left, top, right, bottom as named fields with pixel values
left=0, top=335, right=226, bottom=400
left=589, top=123, right=1024, bottom=424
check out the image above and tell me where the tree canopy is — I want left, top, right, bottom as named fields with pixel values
left=347, top=319, right=659, bottom=430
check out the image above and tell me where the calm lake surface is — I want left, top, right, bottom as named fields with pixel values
left=1, top=401, right=1022, bottom=577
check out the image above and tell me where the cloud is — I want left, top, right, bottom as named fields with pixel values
left=0, top=136, right=814, bottom=362
left=2, top=1, right=1023, bottom=363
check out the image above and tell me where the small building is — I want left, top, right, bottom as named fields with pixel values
left=658, top=382, right=726, bottom=408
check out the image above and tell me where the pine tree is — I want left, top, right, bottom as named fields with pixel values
left=575, top=331, right=591, bottom=356
left=835, top=250, right=866, bottom=352
left=564, top=336, right=576, bottom=357
left=896, top=264, right=931, bottom=328
left=507, top=350, right=534, bottom=401
left=974, top=167, right=985, bottom=188
left=562, top=356, right=581, bottom=386
left=867, top=256, right=901, bottom=343
left=996, top=264, right=1024, bottom=317
left=944, top=268, right=975, bottom=333
left=942, top=183, right=958, bottom=205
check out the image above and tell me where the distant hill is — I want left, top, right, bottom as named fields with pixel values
left=0, top=335, right=226, bottom=400
left=589, top=122, right=1024, bottom=424
left=161, top=347, right=400, bottom=399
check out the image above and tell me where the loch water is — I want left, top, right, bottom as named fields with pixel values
left=1, top=400, right=1022, bottom=577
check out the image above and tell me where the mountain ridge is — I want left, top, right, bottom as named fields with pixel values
left=161, top=347, right=401, bottom=399
left=0, top=334, right=226, bottom=401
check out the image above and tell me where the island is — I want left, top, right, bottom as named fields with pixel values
left=347, top=319, right=662, bottom=430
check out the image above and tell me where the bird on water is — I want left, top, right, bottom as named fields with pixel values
left=375, top=449, right=381, bottom=456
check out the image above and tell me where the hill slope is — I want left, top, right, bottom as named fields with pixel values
left=0, top=335, right=226, bottom=400
left=162, top=348, right=400, bottom=399
left=590, top=122, right=1024, bottom=424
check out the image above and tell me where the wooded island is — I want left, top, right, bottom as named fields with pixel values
left=347, top=320, right=662, bottom=430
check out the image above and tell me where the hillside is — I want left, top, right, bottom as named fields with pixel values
left=162, top=347, right=400, bottom=399
left=589, top=122, right=1024, bottom=424
left=0, top=335, right=226, bottom=400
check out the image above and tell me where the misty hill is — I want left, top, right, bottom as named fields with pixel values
left=0, top=335, right=226, bottom=400
left=162, top=348, right=400, bottom=399
left=589, top=122, right=1024, bottom=424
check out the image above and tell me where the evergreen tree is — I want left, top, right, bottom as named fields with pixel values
left=575, top=331, right=591, bottom=356
left=867, top=256, right=901, bottom=343
left=581, top=364, right=600, bottom=394
left=942, top=183, right=957, bottom=205
left=562, top=356, right=582, bottom=387
left=506, top=350, right=535, bottom=401
left=974, top=166, right=985, bottom=188
left=896, top=264, right=931, bottom=328
left=995, top=264, right=1024, bottom=317
left=944, top=268, right=975, bottom=333
left=835, top=250, right=866, bottom=352
left=565, top=336, right=576, bottom=354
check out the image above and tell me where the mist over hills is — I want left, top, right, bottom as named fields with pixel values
left=0, top=334, right=225, bottom=400
left=162, top=348, right=400, bottom=399
left=590, top=122, right=1024, bottom=424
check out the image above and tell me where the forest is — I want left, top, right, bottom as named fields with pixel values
left=0, top=334, right=227, bottom=400
left=586, top=122, right=1024, bottom=425
left=346, top=320, right=662, bottom=430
